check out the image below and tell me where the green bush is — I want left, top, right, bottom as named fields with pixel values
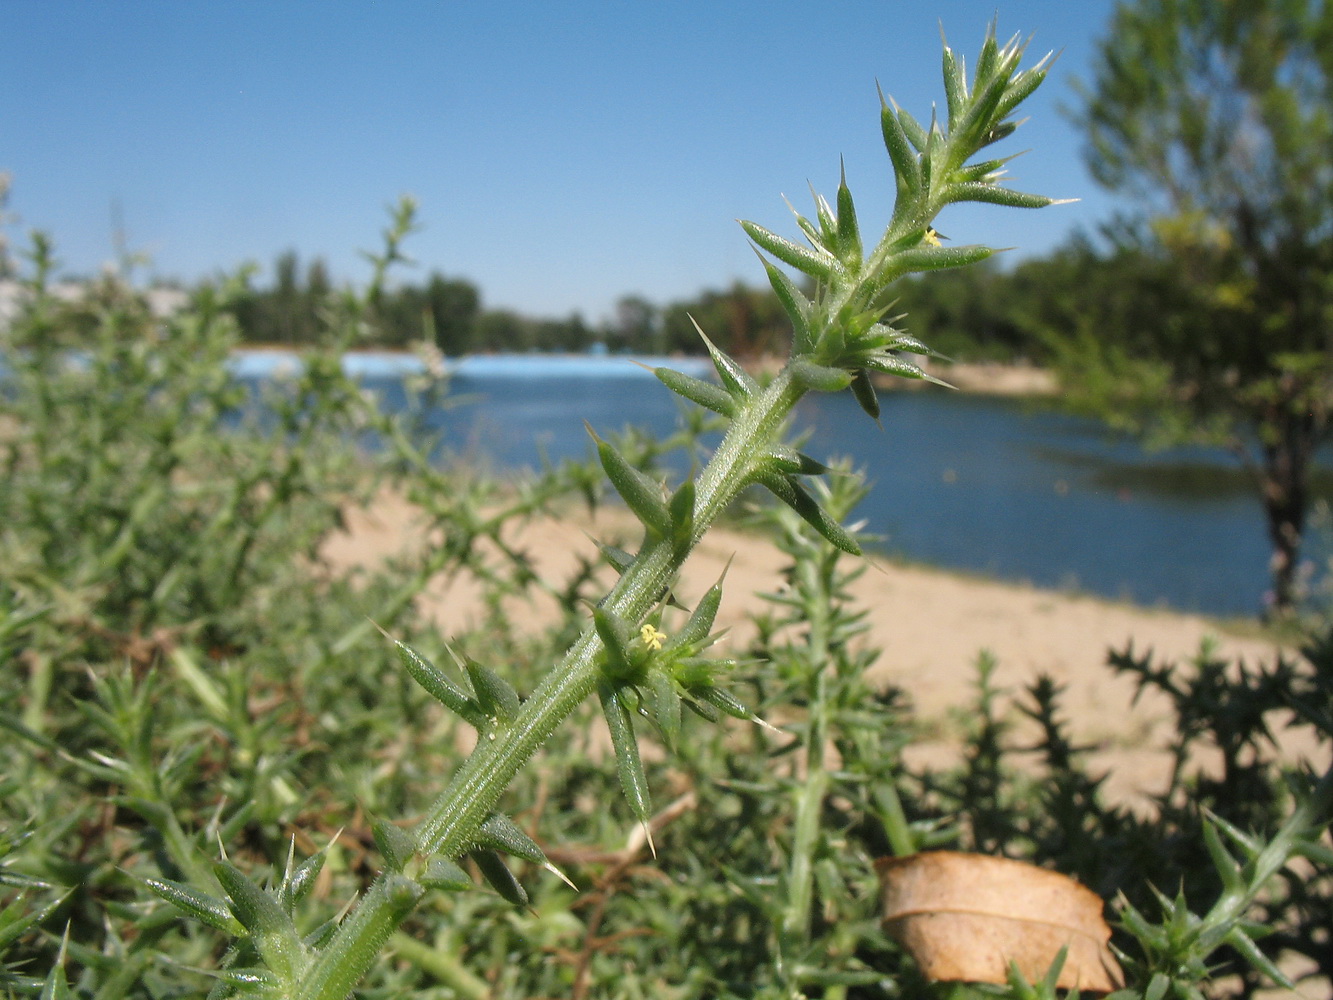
left=0, top=26, right=1329, bottom=1000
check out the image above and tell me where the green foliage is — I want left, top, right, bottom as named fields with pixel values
left=1065, top=0, right=1333, bottom=611
left=0, top=197, right=605, bottom=997
left=9, top=22, right=1327, bottom=1000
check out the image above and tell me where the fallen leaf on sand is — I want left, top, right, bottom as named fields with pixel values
left=877, top=851, right=1124, bottom=993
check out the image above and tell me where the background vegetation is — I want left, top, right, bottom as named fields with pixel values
left=3, top=6, right=1333, bottom=998
left=1, top=240, right=1329, bottom=998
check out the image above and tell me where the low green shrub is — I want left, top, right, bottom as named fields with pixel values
left=0, top=24, right=1328, bottom=1000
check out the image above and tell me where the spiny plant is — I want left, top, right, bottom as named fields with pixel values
left=126, top=26, right=1063, bottom=999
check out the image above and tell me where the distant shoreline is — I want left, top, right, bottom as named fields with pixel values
left=231, top=344, right=1060, bottom=398
left=922, top=360, right=1059, bottom=396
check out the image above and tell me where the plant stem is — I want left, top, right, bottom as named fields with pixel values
left=781, top=556, right=835, bottom=953
left=415, top=368, right=805, bottom=858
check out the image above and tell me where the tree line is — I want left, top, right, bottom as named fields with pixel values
left=226, top=241, right=1147, bottom=367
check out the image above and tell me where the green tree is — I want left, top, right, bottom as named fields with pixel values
left=272, top=249, right=304, bottom=344
left=606, top=294, right=660, bottom=353
left=473, top=307, right=533, bottom=351
left=423, top=272, right=480, bottom=355
left=1068, top=0, right=1333, bottom=613
left=660, top=281, right=793, bottom=358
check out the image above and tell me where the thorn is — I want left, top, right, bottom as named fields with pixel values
left=750, top=713, right=784, bottom=735
left=441, top=639, right=468, bottom=673
left=644, top=820, right=657, bottom=859
left=543, top=861, right=579, bottom=891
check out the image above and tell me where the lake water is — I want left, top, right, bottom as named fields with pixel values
left=242, top=351, right=1322, bottom=618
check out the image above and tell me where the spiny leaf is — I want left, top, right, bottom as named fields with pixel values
left=1201, top=808, right=1262, bottom=862
left=835, top=163, right=863, bottom=262
left=764, top=445, right=830, bottom=476
left=475, top=813, right=547, bottom=866
left=647, top=669, right=682, bottom=749
left=790, top=358, right=853, bottom=393
left=694, top=684, right=754, bottom=723
left=950, top=153, right=1018, bottom=184
left=850, top=368, right=881, bottom=419
left=464, top=658, right=520, bottom=725
left=876, top=242, right=994, bottom=286
left=754, top=470, right=861, bottom=555
left=692, top=321, right=758, bottom=399
left=880, top=329, right=936, bottom=356
left=941, top=43, right=969, bottom=128
left=1224, top=926, right=1294, bottom=990
left=142, top=876, right=245, bottom=935
left=671, top=577, right=725, bottom=649
left=670, top=479, right=695, bottom=557
left=372, top=819, right=417, bottom=873
left=214, top=861, right=304, bottom=982
left=1201, top=819, right=1243, bottom=894
left=596, top=541, right=635, bottom=575
left=654, top=366, right=736, bottom=417
left=593, top=606, right=636, bottom=679
left=589, top=425, right=672, bottom=537
left=392, top=637, right=486, bottom=728
left=811, top=184, right=838, bottom=247
left=786, top=196, right=825, bottom=248
left=740, top=220, right=840, bottom=281
left=471, top=850, right=528, bottom=906
left=599, top=681, right=652, bottom=825
left=419, top=857, right=473, bottom=892
left=281, top=848, right=326, bottom=909
left=995, top=59, right=1050, bottom=122
left=895, top=104, right=929, bottom=153
left=759, top=255, right=815, bottom=354
left=861, top=351, right=952, bottom=387
left=879, top=87, right=923, bottom=196
left=684, top=696, right=721, bottom=723
left=40, top=952, right=73, bottom=1000
left=940, top=181, right=1059, bottom=210
left=214, top=862, right=296, bottom=940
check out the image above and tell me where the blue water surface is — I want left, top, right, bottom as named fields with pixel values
left=235, top=350, right=1314, bottom=618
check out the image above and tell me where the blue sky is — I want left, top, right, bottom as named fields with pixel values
left=2, top=1, right=1122, bottom=323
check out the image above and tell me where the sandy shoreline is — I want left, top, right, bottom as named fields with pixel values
left=326, top=495, right=1313, bottom=808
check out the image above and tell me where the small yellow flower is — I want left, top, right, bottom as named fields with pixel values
left=924, top=226, right=948, bottom=247
left=639, top=623, right=667, bottom=651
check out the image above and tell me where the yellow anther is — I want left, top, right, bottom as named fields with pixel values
left=640, top=623, right=667, bottom=651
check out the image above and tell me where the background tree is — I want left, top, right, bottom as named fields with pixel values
left=606, top=294, right=661, bottom=353
left=422, top=272, right=480, bottom=355
left=1066, top=0, right=1333, bottom=613
left=660, top=281, right=792, bottom=359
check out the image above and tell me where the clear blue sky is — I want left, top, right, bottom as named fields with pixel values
left=3, top=1, right=1122, bottom=323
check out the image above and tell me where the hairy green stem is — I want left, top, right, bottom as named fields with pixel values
left=415, top=368, right=806, bottom=858
left=781, top=556, right=835, bottom=954
left=386, top=932, right=490, bottom=1000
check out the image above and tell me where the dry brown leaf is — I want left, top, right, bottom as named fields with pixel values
left=876, top=851, right=1124, bottom=993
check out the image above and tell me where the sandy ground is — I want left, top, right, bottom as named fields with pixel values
left=325, top=492, right=1319, bottom=809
